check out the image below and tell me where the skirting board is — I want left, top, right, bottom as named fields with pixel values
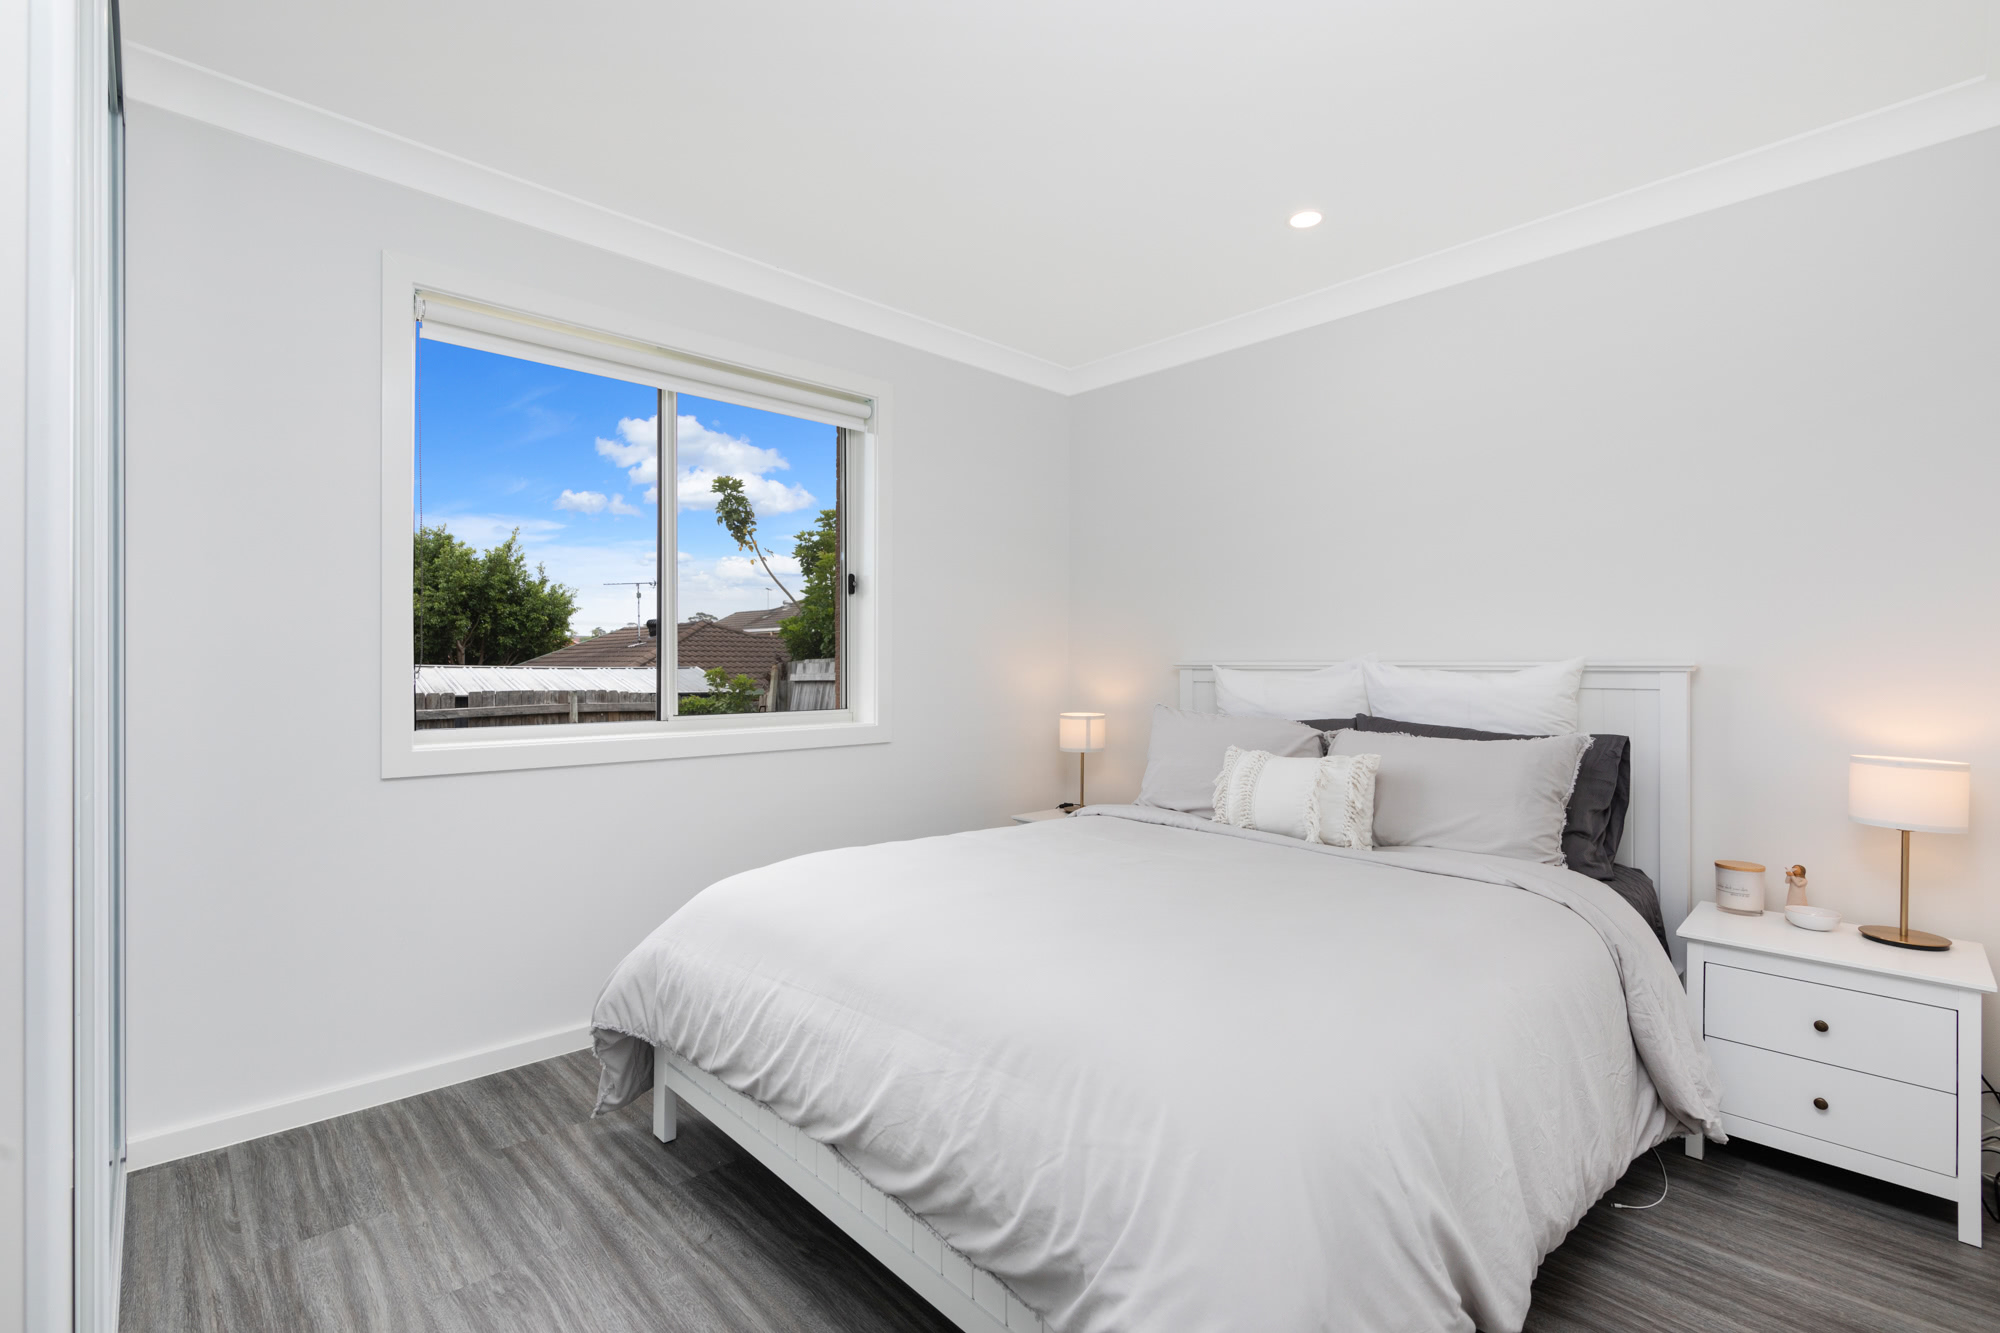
left=125, top=1024, right=593, bottom=1170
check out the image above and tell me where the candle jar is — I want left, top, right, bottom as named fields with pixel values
left=1715, top=859, right=1766, bottom=915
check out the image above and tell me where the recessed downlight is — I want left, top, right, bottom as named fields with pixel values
left=1288, top=210, right=1323, bottom=230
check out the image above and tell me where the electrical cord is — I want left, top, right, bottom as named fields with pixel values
left=1612, top=1148, right=1669, bottom=1211
left=1983, top=1076, right=2000, bottom=1223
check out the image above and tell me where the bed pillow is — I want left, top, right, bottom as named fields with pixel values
left=1353, top=715, right=1631, bottom=880
left=1359, top=658, right=1585, bottom=735
left=1213, top=746, right=1380, bottom=848
left=1135, top=705, right=1323, bottom=815
left=1213, top=661, right=1369, bottom=721
left=1327, top=728, right=1592, bottom=865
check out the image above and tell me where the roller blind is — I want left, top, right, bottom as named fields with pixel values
left=414, top=290, right=874, bottom=430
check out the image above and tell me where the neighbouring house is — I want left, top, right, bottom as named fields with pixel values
left=520, top=621, right=663, bottom=669
left=672, top=617, right=791, bottom=682
left=521, top=617, right=792, bottom=686
left=716, top=602, right=799, bottom=635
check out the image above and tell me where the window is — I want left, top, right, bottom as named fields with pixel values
left=382, top=258, right=885, bottom=777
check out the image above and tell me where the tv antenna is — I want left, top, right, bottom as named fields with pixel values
left=603, top=581, right=658, bottom=645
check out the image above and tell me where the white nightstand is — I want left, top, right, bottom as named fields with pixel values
left=1678, top=900, right=1996, bottom=1245
left=1011, top=808, right=1071, bottom=824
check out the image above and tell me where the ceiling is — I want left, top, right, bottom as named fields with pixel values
left=126, top=2, right=1997, bottom=380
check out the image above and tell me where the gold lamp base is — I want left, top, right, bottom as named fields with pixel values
left=1859, top=923, right=1951, bottom=951
left=1856, top=827, right=1954, bottom=952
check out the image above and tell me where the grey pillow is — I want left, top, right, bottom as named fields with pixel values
left=1135, top=705, right=1323, bottom=816
left=1328, top=729, right=1592, bottom=864
left=1351, top=715, right=1630, bottom=880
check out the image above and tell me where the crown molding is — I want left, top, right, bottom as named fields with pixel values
left=1068, top=75, right=2000, bottom=392
left=125, top=45, right=2000, bottom=397
left=121, top=44, right=1074, bottom=394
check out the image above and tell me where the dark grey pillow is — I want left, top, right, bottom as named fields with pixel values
left=1350, top=714, right=1630, bottom=881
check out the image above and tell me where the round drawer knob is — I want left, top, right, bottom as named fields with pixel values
left=1813, top=1020, right=1829, bottom=1032
left=1812, top=1097, right=1829, bottom=1111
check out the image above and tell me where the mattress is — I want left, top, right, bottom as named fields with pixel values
left=592, top=806, right=1721, bottom=1333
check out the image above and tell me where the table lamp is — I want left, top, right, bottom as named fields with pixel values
left=1848, top=754, right=1970, bottom=951
left=1058, top=712, right=1107, bottom=812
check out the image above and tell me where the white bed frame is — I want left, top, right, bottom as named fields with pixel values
left=653, top=1049, right=1046, bottom=1333
left=650, top=659, right=1695, bottom=1333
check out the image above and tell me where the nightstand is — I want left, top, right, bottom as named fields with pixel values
left=1011, top=808, right=1070, bottom=824
left=1678, top=901, right=1996, bottom=1245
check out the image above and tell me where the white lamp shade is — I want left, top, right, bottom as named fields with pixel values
left=1058, top=712, right=1107, bottom=753
left=1848, top=755, right=1970, bottom=834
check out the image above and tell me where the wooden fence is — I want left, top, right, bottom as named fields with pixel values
left=415, top=690, right=658, bottom=729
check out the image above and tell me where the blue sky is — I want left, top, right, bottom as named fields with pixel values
left=416, top=338, right=837, bottom=633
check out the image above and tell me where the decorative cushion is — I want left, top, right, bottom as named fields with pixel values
left=1135, top=705, right=1323, bottom=816
left=1359, top=658, right=1585, bottom=735
left=1212, top=746, right=1380, bottom=848
left=1351, top=715, right=1630, bottom=879
left=1213, top=661, right=1369, bottom=721
left=1327, top=728, right=1592, bottom=865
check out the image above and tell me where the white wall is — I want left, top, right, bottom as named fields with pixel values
left=1069, top=128, right=2000, bottom=1078
left=0, top=0, right=27, bottom=1319
left=123, top=108, right=1073, bottom=1153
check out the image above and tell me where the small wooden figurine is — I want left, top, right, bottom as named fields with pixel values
left=1784, top=864, right=1808, bottom=908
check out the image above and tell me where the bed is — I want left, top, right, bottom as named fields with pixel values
left=591, top=662, right=1721, bottom=1333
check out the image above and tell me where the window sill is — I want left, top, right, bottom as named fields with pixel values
left=383, top=711, right=884, bottom=778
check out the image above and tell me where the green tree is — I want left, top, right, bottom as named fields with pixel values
left=677, top=667, right=765, bottom=715
left=711, top=476, right=799, bottom=604
left=413, top=525, right=579, bottom=665
left=711, top=476, right=840, bottom=662
left=778, top=508, right=838, bottom=661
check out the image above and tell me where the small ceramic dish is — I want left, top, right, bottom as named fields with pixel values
left=1784, top=904, right=1840, bottom=932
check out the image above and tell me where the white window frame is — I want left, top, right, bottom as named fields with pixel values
left=379, top=252, right=890, bottom=778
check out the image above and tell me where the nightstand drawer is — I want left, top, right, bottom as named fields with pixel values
left=1707, top=1037, right=1955, bottom=1175
left=1703, top=962, right=1956, bottom=1093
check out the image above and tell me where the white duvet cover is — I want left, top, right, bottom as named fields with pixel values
left=592, top=807, right=1722, bottom=1333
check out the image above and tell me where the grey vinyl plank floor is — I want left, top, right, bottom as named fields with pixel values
left=121, top=1051, right=2000, bottom=1332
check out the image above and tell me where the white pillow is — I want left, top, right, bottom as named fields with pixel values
left=1328, top=728, right=1590, bottom=864
left=1212, top=746, right=1380, bottom=848
left=1360, top=658, right=1585, bottom=735
left=1213, top=661, right=1369, bottom=721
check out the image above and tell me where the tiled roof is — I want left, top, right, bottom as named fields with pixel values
left=676, top=619, right=790, bottom=678
left=519, top=619, right=789, bottom=678
left=519, top=625, right=658, bottom=668
left=716, top=603, right=799, bottom=635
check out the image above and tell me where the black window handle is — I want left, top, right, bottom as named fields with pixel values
left=847, top=573, right=858, bottom=595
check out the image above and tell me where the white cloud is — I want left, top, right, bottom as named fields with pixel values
left=676, top=468, right=814, bottom=514
left=595, top=416, right=656, bottom=471
left=608, top=494, right=641, bottom=517
left=596, top=413, right=812, bottom=514
left=554, top=489, right=609, bottom=515
left=432, top=514, right=565, bottom=547
left=675, top=552, right=805, bottom=621
left=680, top=416, right=788, bottom=477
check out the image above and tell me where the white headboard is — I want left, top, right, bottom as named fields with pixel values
left=1179, top=662, right=1695, bottom=969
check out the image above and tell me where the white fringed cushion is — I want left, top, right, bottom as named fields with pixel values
left=1212, top=746, right=1381, bottom=848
